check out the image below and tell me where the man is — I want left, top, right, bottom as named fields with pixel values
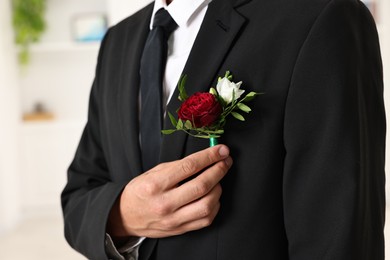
left=61, top=0, right=386, bottom=259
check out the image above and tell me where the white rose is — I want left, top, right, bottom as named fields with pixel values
left=216, top=77, right=245, bottom=104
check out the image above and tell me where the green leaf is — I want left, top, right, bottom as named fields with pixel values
left=202, top=129, right=224, bottom=135
left=178, top=75, right=188, bottom=101
left=231, top=89, right=235, bottom=103
left=161, top=129, right=176, bottom=135
left=231, top=112, right=245, bottom=121
left=237, top=103, right=251, bottom=113
left=214, top=129, right=225, bottom=134
left=168, top=112, right=177, bottom=127
left=196, top=135, right=221, bottom=139
left=242, top=92, right=262, bottom=102
left=12, top=0, right=47, bottom=65
left=184, top=120, right=193, bottom=129
left=224, top=71, right=233, bottom=80
left=216, top=95, right=226, bottom=107
left=209, top=87, right=218, bottom=96
left=176, top=119, right=184, bottom=129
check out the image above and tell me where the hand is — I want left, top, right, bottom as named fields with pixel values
left=107, top=145, right=232, bottom=239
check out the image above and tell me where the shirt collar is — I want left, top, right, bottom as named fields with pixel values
left=150, top=0, right=212, bottom=29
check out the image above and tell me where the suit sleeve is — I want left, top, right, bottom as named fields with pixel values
left=61, top=29, right=128, bottom=259
left=283, top=0, right=385, bottom=259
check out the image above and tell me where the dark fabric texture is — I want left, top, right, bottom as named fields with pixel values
left=61, top=0, right=386, bottom=259
left=140, top=8, right=178, bottom=171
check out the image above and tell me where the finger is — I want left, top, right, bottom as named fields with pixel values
left=175, top=204, right=220, bottom=233
left=153, top=185, right=222, bottom=235
left=162, top=145, right=230, bottom=188
left=141, top=203, right=220, bottom=238
left=174, top=184, right=222, bottom=223
left=167, top=157, right=231, bottom=208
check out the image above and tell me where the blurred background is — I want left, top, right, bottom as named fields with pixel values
left=0, top=0, right=389, bottom=259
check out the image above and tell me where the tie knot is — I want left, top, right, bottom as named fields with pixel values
left=153, top=9, right=178, bottom=35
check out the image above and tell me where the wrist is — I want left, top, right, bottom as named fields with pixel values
left=107, top=194, right=134, bottom=238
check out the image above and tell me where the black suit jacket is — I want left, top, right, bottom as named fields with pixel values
left=61, top=0, right=386, bottom=259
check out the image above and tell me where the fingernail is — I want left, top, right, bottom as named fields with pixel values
left=219, top=146, right=229, bottom=157
left=225, top=157, right=233, bottom=167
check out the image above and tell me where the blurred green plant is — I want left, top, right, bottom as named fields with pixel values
left=12, top=0, right=47, bottom=65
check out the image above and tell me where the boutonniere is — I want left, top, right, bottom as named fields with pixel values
left=162, top=71, right=262, bottom=146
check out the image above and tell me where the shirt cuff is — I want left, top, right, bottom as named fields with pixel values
left=105, top=233, right=145, bottom=260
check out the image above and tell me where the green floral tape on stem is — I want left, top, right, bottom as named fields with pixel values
left=209, top=137, right=218, bottom=147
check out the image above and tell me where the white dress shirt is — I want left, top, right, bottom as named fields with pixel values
left=155, top=0, right=211, bottom=110
left=106, top=0, right=211, bottom=259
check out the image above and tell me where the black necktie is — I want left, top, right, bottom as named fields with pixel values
left=140, top=9, right=178, bottom=172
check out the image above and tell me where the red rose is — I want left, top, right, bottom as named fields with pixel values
left=178, top=92, right=222, bottom=128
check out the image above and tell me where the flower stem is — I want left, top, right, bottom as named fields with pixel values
left=209, top=137, right=218, bottom=147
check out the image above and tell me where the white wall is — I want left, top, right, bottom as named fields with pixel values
left=378, top=0, right=390, bottom=202
left=16, top=0, right=153, bottom=218
left=107, top=0, right=152, bottom=25
left=380, top=0, right=390, bottom=87
left=41, top=0, right=107, bottom=44
left=0, top=0, right=22, bottom=234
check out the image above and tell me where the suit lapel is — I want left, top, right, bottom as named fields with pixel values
left=118, top=5, right=153, bottom=176
left=160, top=0, right=248, bottom=163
